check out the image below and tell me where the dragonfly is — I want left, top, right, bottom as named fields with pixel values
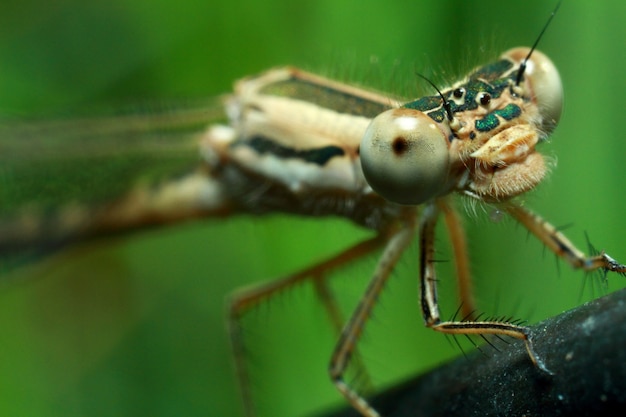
left=0, top=2, right=624, bottom=417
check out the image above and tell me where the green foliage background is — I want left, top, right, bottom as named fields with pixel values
left=0, top=1, right=624, bottom=416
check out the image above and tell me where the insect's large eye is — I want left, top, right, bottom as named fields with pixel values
left=505, top=47, right=563, bottom=135
left=360, top=108, right=450, bottom=205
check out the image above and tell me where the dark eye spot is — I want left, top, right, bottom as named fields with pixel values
left=392, top=136, right=409, bottom=156
left=469, top=131, right=476, bottom=140
left=478, top=93, right=491, bottom=106
left=453, top=88, right=465, bottom=98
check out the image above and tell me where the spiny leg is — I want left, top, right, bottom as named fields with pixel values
left=438, top=199, right=476, bottom=320
left=312, top=277, right=375, bottom=393
left=329, top=221, right=417, bottom=417
left=420, top=202, right=551, bottom=373
left=504, top=205, right=626, bottom=275
left=228, top=235, right=385, bottom=417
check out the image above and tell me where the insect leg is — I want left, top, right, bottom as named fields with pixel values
left=504, top=205, right=626, bottom=275
left=311, top=275, right=376, bottom=393
left=228, top=235, right=385, bottom=417
left=329, top=222, right=417, bottom=417
left=438, top=199, right=476, bottom=320
left=420, top=202, right=551, bottom=373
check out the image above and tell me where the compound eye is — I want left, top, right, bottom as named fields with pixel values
left=360, top=108, right=450, bottom=205
left=504, top=47, right=563, bottom=135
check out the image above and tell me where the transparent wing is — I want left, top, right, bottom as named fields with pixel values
left=0, top=98, right=229, bottom=272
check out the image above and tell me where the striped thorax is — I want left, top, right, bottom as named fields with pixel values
left=206, top=47, right=563, bottom=216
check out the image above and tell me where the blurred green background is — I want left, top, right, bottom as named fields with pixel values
left=0, top=1, right=624, bottom=416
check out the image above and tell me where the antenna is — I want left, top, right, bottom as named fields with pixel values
left=416, top=73, right=454, bottom=122
left=516, top=0, right=562, bottom=86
